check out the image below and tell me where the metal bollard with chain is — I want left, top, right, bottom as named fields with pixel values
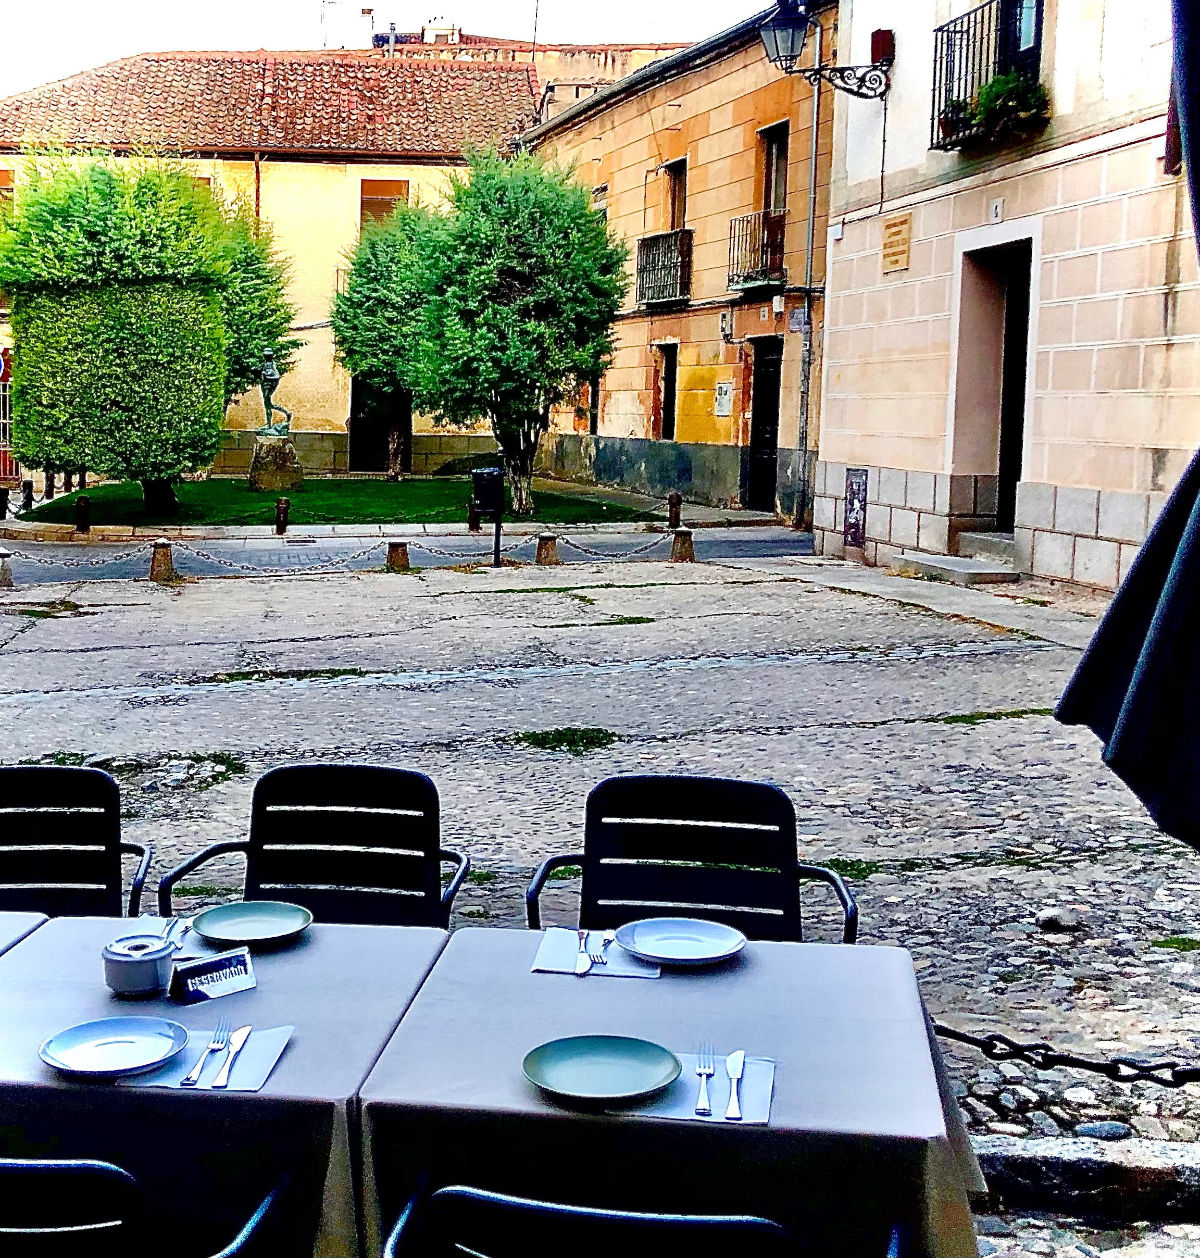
left=148, top=538, right=175, bottom=583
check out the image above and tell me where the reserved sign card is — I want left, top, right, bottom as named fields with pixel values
left=169, top=947, right=256, bottom=1004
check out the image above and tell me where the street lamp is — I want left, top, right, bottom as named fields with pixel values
left=759, top=1, right=894, bottom=99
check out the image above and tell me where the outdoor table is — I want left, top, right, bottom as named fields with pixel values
left=0, top=915, right=447, bottom=1258
left=359, top=928, right=984, bottom=1258
left=0, top=910, right=45, bottom=955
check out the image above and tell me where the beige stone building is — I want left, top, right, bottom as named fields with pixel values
left=813, top=0, right=1195, bottom=587
left=523, top=7, right=838, bottom=515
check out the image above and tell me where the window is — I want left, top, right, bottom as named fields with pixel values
left=657, top=344, right=678, bottom=441
left=762, top=123, right=789, bottom=214
left=999, top=0, right=1043, bottom=76
left=191, top=175, right=212, bottom=189
left=0, top=169, right=13, bottom=213
left=360, top=178, right=410, bottom=228
left=664, top=159, right=687, bottom=231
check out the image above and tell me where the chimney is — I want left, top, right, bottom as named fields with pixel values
left=388, top=21, right=396, bottom=56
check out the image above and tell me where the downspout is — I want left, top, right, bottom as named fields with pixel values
left=794, top=19, right=821, bottom=530
left=254, top=151, right=262, bottom=219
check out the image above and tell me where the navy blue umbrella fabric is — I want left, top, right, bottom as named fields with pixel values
left=1054, top=0, right=1200, bottom=846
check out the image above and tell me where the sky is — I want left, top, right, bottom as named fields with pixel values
left=0, top=0, right=769, bottom=96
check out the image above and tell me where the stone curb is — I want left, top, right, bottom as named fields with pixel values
left=0, top=518, right=785, bottom=545
left=974, top=1134, right=1200, bottom=1222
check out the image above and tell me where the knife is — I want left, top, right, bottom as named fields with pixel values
left=724, top=1050, right=745, bottom=1121
left=574, top=929, right=592, bottom=976
left=210, top=1025, right=252, bottom=1089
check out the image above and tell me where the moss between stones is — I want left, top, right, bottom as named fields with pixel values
left=516, top=728, right=618, bottom=755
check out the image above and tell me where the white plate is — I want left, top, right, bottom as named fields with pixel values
left=39, top=1016, right=190, bottom=1077
left=614, top=917, right=747, bottom=966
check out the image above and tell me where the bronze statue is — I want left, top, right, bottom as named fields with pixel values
left=258, top=350, right=293, bottom=436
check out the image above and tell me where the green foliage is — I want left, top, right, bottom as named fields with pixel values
left=216, top=202, right=301, bottom=408
left=11, top=281, right=226, bottom=480
left=971, top=71, right=1051, bottom=143
left=516, top=727, right=619, bottom=754
left=417, top=149, right=628, bottom=512
left=332, top=203, right=448, bottom=396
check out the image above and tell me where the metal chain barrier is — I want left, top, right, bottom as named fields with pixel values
left=934, top=1021, right=1200, bottom=1088
left=2, top=541, right=153, bottom=568
left=173, top=540, right=384, bottom=576
left=557, top=533, right=672, bottom=560
left=409, top=535, right=536, bottom=560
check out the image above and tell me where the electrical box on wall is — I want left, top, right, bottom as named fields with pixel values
left=772, top=294, right=785, bottom=316
left=714, top=380, right=733, bottom=417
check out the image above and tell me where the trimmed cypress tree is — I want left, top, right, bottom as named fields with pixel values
left=0, top=160, right=230, bottom=515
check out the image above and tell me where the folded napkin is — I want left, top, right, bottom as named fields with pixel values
left=621, top=1053, right=775, bottom=1125
left=119, top=1025, right=293, bottom=1092
left=531, top=928, right=661, bottom=979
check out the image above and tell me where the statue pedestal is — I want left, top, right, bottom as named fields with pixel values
left=249, top=436, right=304, bottom=493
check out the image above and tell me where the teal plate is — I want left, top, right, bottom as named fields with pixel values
left=191, top=900, right=313, bottom=949
left=523, top=1035, right=681, bottom=1104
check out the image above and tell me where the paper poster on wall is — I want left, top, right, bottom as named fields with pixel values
left=881, top=213, right=912, bottom=273
left=714, top=380, right=734, bottom=417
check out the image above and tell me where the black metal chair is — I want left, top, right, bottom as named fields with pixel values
left=0, top=766, right=151, bottom=917
left=0, top=1157, right=285, bottom=1256
left=526, top=774, right=858, bottom=943
left=158, top=764, right=469, bottom=927
left=384, top=1185, right=796, bottom=1258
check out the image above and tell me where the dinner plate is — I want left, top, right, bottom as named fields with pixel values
left=523, top=1034, right=681, bottom=1103
left=614, top=917, right=747, bottom=966
left=191, top=900, right=313, bottom=948
left=39, top=1016, right=189, bottom=1077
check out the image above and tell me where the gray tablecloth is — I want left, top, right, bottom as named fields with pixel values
left=0, top=911, right=45, bottom=956
left=0, top=916, right=447, bottom=1257
left=360, top=928, right=983, bottom=1258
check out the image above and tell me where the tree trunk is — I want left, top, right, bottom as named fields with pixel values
left=140, top=478, right=179, bottom=518
left=494, top=405, right=546, bottom=518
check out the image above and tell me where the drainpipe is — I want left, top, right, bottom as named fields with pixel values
left=793, top=20, right=822, bottom=531
left=253, top=151, right=262, bottom=220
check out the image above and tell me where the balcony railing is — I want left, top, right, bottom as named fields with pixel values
left=636, top=229, right=693, bottom=305
left=728, top=210, right=787, bottom=289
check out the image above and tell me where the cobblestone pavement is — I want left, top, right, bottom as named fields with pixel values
left=4, top=554, right=1200, bottom=1247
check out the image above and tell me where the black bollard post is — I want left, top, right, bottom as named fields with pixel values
left=667, top=491, right=683, bottom=530
left=20, top=481, right=33, bottom=513
left=44, top=470, right=55, bottom=500
left=467, top=497, right=482, bottom=533
left=493, top=515, right=502, bottom=568
left=0, top=488, right=8, bottom=520
left=62, top=470, right=74, bottom=494
left=275, top=497, right=290, bottom=535
left=75, top=494, right=90, bottom=534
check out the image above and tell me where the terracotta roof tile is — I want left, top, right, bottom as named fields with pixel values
left=0, top=51, right=539, bottom=156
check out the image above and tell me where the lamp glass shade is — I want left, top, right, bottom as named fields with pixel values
left=759, top=3, right=810, bottom=72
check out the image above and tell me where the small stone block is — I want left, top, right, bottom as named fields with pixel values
left=669, top=528, right=695, bottom=563
left=1054, top=486, right=1100, bottom=537
left=386, top=541, right=410, bottom=572
left=148, top=539, right=175, bottom=583
left=905, top=471, right=936, bottom=512
left=892, top=554, right=1019, bottom=585
left=1097, top=490, right=1149, bottom=543
left=535, top=533, right=562, bottom=566
left=879, top=467, right=907, bottom=507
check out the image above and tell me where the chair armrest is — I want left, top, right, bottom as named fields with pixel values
left=796, top=863, right=859, bottom=944
left=157, top=841, right=249, bottom=915
left=206, top=1177, right=288, bottom=1258
left=525, top=853, right=586, bottom=930
left=383, top=1183, right=425, bottom=1258
left=439, top=848, right=470, bottom=916
left=119, top=842, right=153, bottom=917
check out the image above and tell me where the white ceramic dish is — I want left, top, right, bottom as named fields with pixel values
left=39, top=1016, right=189, bottom=1077
left=614, top=917, right=747, bottom=966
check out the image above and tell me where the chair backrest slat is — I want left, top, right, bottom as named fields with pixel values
left=580, top=775, right=802, bottom=941
left=0, top=768, right=124, bottom=918
left=0, top=1158, right=146, bottom=1255
left=245, top=765, right=445, bottom=926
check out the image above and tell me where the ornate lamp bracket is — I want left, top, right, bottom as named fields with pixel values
left=795, top=60, right=893, bottom=100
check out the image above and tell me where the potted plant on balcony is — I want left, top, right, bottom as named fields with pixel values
left=972, top=70, right=1051, bottom=144
left=938, top=98, right=975, bottom=141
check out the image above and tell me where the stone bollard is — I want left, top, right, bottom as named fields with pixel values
left=386, top=541, right=411, bottom=572
left=275, top=497, right=290, bottom=535
left=0, top=548, right=12, bottom=590
left=667, top=491, right=683, bottom=530
left=20, top=481, right=33, bottom=513
left=75, top=495, right=90, bottom=534
left=148, top=538, right=175, bottom=583
left=670, top=527, right=695, bottom=563
left=535, top=533, right=561, bottom=565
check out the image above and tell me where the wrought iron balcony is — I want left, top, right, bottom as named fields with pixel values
left=728, top=211, right=787, bottom=289
left=635, top=229, right=693, bottom=305
left=932, top=0, right=1046, bottom=150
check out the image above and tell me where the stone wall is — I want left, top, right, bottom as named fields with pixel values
left=211, top=430, right=500, bottom=477
left=1014, top=481, right=1166, bottom=588
left=538, top=433, right=749, bottom=507
left=812, top=460, right=1000, bottom=564
left=409, top=433, right=500, bottom=475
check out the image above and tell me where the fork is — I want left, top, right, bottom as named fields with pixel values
left=180, top=1018, right=230, bottom=1087
left=695, top=1042, right=715, bottom=1116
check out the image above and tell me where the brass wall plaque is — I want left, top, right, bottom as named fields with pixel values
left=881, top=213, right=912, bottom=273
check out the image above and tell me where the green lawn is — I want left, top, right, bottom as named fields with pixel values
left=26, top=477, right=659, bottom=527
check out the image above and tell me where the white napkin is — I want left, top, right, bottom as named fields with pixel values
left=621, top=1053, right=775, bottom=1125
left=531, top=928, right=661, bottom=979
left=118, top=1025, right=294, bottom=1092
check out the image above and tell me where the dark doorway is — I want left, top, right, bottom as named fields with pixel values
left=348, top=380, right=413, bottom=477
left=747, top=337, right=783, bottom=512
left=657, top=344, right=678, bottom=441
